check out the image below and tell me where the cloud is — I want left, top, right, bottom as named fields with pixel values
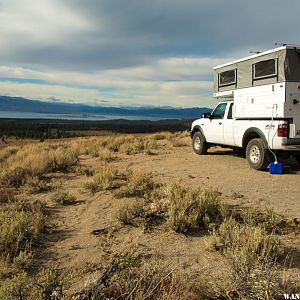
left=0, top=55, right=226, bottom=107
left=0, top=0, right=299, bottom=107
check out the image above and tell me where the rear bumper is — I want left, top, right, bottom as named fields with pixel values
left=282, top=138, right=300, bottom=146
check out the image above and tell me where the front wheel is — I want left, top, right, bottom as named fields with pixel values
left=192, top=131, right=208, bottom=155
left=246, top=138, right=271, bottom=170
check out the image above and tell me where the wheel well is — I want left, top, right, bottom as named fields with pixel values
left=191, top=126, right=202, bottom=138
left=242, top=128, right=268, bottom=149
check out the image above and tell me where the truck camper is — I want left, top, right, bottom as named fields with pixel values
left=191, top=45, right=300, bottom=170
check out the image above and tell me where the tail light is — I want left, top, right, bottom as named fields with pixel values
left=277, top=124, right=288, bottom=137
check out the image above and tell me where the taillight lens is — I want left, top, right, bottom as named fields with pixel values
left=277, top=124, right=288, bottom=137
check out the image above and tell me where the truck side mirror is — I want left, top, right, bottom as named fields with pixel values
left=202, top=112, right=211, bottom=119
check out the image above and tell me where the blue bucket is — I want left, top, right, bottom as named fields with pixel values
left=269, top=162, right=283, bottom=174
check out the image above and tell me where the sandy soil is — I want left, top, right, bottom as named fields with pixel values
left=30, top=138, right=299, bottom=293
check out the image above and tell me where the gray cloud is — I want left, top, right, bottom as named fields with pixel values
left=1, top=0, right=300, bottom=72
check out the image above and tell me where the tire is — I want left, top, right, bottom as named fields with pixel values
left=192, top=131, right=208, bottom=155
left=246, top=138, right=271, bottom=170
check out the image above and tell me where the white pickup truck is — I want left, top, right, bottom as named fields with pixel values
left=190, top=100, right=300, bottom=170
left=191, top=45, right=300, bottom=170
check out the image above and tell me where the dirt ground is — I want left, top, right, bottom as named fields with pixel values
left=28, top=137, right=299, bottom=294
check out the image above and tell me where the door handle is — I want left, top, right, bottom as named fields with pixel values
left=219, top=122, right=222, bottom=125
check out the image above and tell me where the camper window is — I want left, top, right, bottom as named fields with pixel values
left=253, top=59, right=277, bottom=80
left=219, top=69, right=236, bottom=87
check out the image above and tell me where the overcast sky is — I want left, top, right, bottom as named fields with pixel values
left=0, top=0, right=299, bottom=108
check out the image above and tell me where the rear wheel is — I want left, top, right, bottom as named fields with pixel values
left=192, top=131, right=208, bottom=155
left=246, top=138, right=271, bottom=170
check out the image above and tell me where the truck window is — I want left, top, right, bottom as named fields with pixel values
left=227, top=103, right=233, bottom=119
left=211, top=103, right=227, bottom=119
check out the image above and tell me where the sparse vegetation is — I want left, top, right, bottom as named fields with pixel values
left=74, top=250, right=196, bottom=300
left=116, top=199, right=145, bottom=225
left=239, top=206, right=286, bottom=233
left=0, top=143, right=79, bottom=188
left=209, top=218, right=290, bottom=299
left=83, top=165, right=118, bottom=193
left=114, top=171, right=157, bottom=198
left=0, top=201, right=44, bottom=263
left=51, top=190, right=76, bottom=205
left=0, top=132, right=298, bottom=300
left=164, top=185, right=224, bottom=233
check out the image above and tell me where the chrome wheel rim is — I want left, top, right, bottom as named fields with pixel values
left=194, top=136, right=201, bottom=150
left=249, top=145, right=260, bottom=164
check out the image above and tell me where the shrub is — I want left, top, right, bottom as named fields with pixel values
left=75, top=251, right=195, bottom=300
left=119, top=140, right=145, bottom=154
left=48, top=147, right=79, bottom=172
left=51, top=191, right=76, bottom=205
left=0, top=167, right=30, bottom=188
left=150, top=132, right=172, bottom=141
left=0, top=143, right=80, bottom=188
left=211, top=218, right=285, bottom=298
left=0, top=188, right=16, bottom=204
left=164, top=184, right=224, bottom=233
left=116, top=199, right=145, bottom=225
left=30, top=266, right=63, bottom=300
left=114, top=172, right=156, bottom=198
left=170, top=138, right=188, bottom=147
left=0, top=146, right=18, bottom=165
left=0, top=272, right=30, bottom=300
left=240, top=206, right=286, bottom=233
left=22, top=176, right=47, bottom=194
left=13, top=250, right=33, bottom=271
left=84, top=166, right=118, bottom=193
left=0, top=203, right=44, bottom=261
left=144, top=140, right=158, bottom=155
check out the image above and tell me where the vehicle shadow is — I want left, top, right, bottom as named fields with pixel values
left=207, top=147, right=300, bottom=173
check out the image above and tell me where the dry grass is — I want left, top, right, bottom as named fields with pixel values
left=73, top=250, right=197, bottom=300
left=149, top=132, right=173, bottom=141
left=51, top=190, right=76, bottom=205
left=239, top=206, right=286, bottom=233
left=0, top=266, right=64, bottom=300
left=0, top=133, right=298, bottom=300
left=152, top=183, right=225, bottom=233
left=83, top=165, right=119, bottom=193
left=114, top=171, right=157, bottom=198
left=0, top=146, right=19, bottom=165
left=0, top=201, right=44, bottom=262
left=210, top=218, right=287, bottom=298
left=116, top=199, right=145, bottom=225
left=21, top=176, right=48, bottom=194
left=0, top=271, right=30, bottom=300
left=0, top=187, right=16, bottom=204
left=0, top=142, right=79, bottom=188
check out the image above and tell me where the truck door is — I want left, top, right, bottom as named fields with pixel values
left=204, top=102, right=227, bottom=144
left=223, top=103, right=236, bottom=146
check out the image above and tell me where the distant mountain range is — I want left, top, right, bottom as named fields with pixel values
left=0, top=96, right=211, bottom=119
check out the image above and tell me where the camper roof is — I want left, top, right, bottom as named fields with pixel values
left=213, top=45, right=300, bottom=70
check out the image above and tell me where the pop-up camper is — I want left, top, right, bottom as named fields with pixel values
left=213, top=45, right=300, bottom=133
left=191, top=45, right=300, bottom=170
